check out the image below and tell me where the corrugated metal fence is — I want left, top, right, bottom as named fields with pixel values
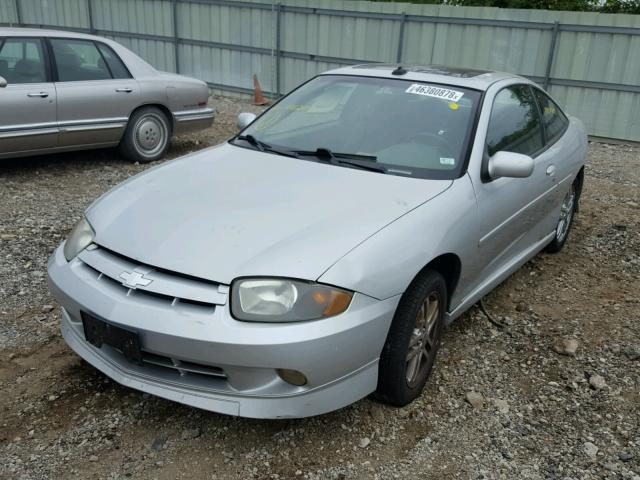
left=1, top=0, right=639, bottom=141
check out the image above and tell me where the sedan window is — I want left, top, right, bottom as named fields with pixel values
left=236, top=75, right=481, bottom=180
left=50, top=38, right=112, bottom=82
left=486, top=85, right=544, bottom=157
left=0, top=38, right=47, bottom=84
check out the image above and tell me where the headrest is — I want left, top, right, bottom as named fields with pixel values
left=56, top=52, right=81, bottom=69
left=15, top=59, right=40, bottom=75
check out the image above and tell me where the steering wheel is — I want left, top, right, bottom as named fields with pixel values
left=403, top=131, right=452, bottom=155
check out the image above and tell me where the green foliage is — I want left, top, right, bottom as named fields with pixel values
left=598, top=0, right=640, bottom=13
left=363, top=0, right=640, bottom=13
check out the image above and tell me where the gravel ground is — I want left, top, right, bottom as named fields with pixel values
left=0, top=95, right=639, bottom=480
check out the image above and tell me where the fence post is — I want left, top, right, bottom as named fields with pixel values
left=87, top=0, right=96, bottom=34
left=14, top=0, right=22, bottom=25
left=172, top=0, right=181, bottom=73
left=275, top=3, right=282, bottom=97
left=544, top=21, right=560, bottom=90
left=396, top=12, right=407, bottom=63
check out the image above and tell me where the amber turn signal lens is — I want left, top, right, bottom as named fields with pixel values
left=321, top=290, right=352, bottom=317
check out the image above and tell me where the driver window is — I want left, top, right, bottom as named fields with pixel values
left=0, top=38, right=47, bottom=84
left=486, top=85, right=544, bottom=157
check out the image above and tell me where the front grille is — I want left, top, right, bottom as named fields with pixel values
left=77, top=244, right=228, bottom=312
left=93, top=338, right=229, bottom=384
left=141, top=351, right=227, bottom=379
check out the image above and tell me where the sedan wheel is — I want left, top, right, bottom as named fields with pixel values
left=375, top=269, right=446, bottom=406
left=134, top=115, right=167, bottom=157
left=120, top=107, right=171, bottom=163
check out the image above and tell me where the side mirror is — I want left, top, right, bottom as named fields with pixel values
left=0, top=76, right=7, bottom=88
left=237, top=112, right=257, bottom=130
left=488, top=151, right=534, bottom=179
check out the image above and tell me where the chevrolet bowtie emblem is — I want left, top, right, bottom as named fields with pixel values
left=119, top=270, right=153, bottom=289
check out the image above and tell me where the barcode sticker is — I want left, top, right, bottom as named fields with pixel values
left=405, top=84, right=464, bottom=102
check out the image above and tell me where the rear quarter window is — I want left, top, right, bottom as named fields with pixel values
left=533, top=88, right=569, bottom=146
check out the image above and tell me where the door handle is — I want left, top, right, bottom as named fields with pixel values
left=115, top=87, right=133, bottom=93
left=546, top=165, right=557, bottom=176
left=27, top=92, right=49, bottom=98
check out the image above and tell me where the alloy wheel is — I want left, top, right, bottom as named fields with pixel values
left=405, top=292, right=440, bottom=388
left=556, top=184, right=576, bottom=242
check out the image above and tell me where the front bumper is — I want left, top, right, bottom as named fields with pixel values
left=48, top=245, right=399, bottom=418
left=173, top=107, right=215, bottom=134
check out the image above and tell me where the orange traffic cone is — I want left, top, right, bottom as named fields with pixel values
left=253, top=74, right=269, bottom=106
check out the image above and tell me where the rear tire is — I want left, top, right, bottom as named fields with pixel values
left=545, top=180, right=577, bottom=253
left=374, top=269, right=446, bottom=406
left=119, top=107, right=171, bottom=163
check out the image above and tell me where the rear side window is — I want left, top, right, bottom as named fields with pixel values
left=533, top=88, right=569, bottom=146
left=0, top=38, right=47, bottom=84
left=97, top=43, right=131, bottom=79
left=486, top=85, right=544, bottom=157
left=51, top=38, right=111, bottom=82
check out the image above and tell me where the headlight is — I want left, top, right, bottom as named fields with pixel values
left=231, top=278, right=353, bottom=322
left=63, top=216, right=95, bottom=261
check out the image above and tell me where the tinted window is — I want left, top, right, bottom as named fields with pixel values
left=486, top=85, right=544, bottom=157
left=51, top=39, right=111, bottom=81
left=0, top=38, right=47, bottom=84
left=533, top=88, right=568, bottom=145
left=97, top=43, right=131, bottom=79
left=239, top=75, right=481, bottom=180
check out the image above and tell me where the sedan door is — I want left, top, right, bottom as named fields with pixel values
left=472, top=84, right=559, bottom=279
left=0, top=37, right=57, bottom=158
left=48, top=38, right=139, bottom=148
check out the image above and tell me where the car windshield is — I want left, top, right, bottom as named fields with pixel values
left=235, top=75, right=481, bottom=179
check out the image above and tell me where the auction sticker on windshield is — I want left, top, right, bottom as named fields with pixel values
left=405, top=84, right=464, bottom=102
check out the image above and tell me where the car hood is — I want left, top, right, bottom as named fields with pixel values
left=87, top=143, right=451, bottom=285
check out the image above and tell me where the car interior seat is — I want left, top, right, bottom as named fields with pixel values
left=14, top=59, right=44, bottom=83
left=55, top=52, right=83, bottom=81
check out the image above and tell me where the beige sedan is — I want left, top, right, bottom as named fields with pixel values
left=0, top=27, right=214, bottom=162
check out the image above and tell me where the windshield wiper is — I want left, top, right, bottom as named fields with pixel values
left=236, top=134, right=267, bottom=152
left=235, top=135, right=300, bottom=158
left=294, top=148, right=386, bottom=173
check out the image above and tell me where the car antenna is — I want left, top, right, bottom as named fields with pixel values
left=391, top=65, right=407, bottom=75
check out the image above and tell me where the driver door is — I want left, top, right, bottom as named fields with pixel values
left=0, top=37, right=58, bottom=158
left=473, top=84, right=559, bottom=278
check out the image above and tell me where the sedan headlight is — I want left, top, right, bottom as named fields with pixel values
left=63, top=216, right=95, bottom=261
left=231, top=278, right=353, bottom=322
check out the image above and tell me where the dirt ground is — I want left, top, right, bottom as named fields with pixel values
left=0, top=96, right=638, bottom=480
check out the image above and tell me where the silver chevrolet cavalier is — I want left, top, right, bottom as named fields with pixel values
left=0, top=28, right=214, bottom=162
left=48, top=65, right=587, bottom=418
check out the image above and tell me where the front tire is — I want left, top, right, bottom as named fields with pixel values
left=545, top=181, right=577, bottom=253
left=375, top=269, right=446, bottom=406
left=119, top=107, right=171, bottom=163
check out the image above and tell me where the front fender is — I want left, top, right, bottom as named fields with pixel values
left=318, top=175, right=478, bottom=306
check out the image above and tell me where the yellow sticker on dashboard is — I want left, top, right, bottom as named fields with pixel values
left=449, top=103, right=459, bottom=110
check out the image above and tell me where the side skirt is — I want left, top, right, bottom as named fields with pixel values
left=444, top=231, right=556, bottom=325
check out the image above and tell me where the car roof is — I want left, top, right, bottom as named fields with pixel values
left=0, top=27, right=105, bottom=42
left=322, top=64, right=524, bottom=91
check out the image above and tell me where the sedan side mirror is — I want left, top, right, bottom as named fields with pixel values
left=0, top=76, right=7, bottom=88
left=488, top=151, right=534, bottom=179
left=237, top=112, right=257, bottom=130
